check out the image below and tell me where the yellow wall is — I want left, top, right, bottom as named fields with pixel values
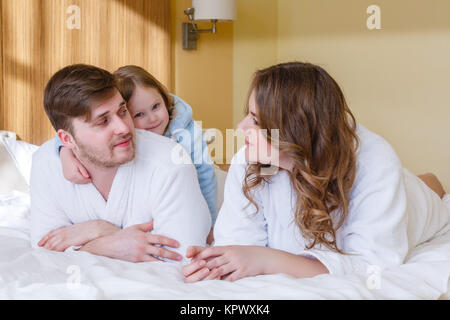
left=231, top=0, right=450, bottom=190
left=172, top=0, right=450, bottom=189
left=171, top=0, right=233, bottom=142
left=276, top=0, right=450, bottom=190
left=232, top=0, right=278, bottom=128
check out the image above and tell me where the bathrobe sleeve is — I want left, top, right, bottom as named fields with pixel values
left=298, top=139, right=410, bottom=275
left=30, top=147, right=72, bottom=248
left=213, top=148, right=268, bottom=247
left=167, top=95, right=218, bottom=225
left=150, top=159, right=212, bottom=264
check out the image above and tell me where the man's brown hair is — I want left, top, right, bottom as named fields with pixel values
left=44, top=64, right=117, bottom=135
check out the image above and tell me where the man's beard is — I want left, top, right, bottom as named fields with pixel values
left=73, top=134, right=135, bottom=168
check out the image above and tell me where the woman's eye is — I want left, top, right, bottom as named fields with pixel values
left=120, top=107, right=128, bottom=115
left=134, top=112, right=144, bottom=118
left=98, top=118, right=108, bottom=126
left=252, top=117, right=258, bottom=125
left=152, top=103, right=159, bottom=110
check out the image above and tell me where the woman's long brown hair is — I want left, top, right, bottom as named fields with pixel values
left=242, top=62, right=359, bottom=254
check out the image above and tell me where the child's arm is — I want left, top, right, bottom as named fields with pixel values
left=60, top=147, right=91, bottom=184
left=53, top=135, right=91, bottom=184
left=169, top=95, right=217, bottom=243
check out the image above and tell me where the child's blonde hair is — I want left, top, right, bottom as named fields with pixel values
left=113, top=65, right=175, bottom=119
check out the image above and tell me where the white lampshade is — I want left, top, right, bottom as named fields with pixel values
left=192, top=0, right=237, bottom=21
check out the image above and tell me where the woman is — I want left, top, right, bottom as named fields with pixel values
left=182, top=62, right=449, bottom=282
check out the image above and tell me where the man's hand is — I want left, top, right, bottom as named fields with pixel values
left=60, top=146, right=91, bottom=184
left=80, top=222, right=184, bottom=263
left=38, top=220, right=119, bottom=252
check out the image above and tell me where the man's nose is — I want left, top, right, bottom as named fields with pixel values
left=113, top=116, right=131, bottom=136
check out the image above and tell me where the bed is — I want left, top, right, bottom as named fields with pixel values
left=1, top=130, right=449, bottom=300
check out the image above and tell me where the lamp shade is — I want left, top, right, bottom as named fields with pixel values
left=192, top=0, right=236, bottom=21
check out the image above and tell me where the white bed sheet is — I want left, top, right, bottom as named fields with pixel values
left=0, top=191, right=449, bottom=300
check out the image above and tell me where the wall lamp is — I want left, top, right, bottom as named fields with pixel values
left=182, top=0, right=236, bottom=50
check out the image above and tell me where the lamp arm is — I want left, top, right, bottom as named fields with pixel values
left=191, top=20, right=217, bottom=34
left=184, top=8, right=217, bottom=34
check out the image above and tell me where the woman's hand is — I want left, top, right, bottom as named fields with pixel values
left=182, top=245, right=268, bottom=283
left=60, top=146, right=91, bottom=184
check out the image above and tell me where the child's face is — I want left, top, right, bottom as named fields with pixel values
left=127, top=84, right=170, bottom=135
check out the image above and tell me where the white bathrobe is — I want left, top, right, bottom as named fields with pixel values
left=30, top=129, right=211, bottom=263
left=214, top=124, right=449, bottom=275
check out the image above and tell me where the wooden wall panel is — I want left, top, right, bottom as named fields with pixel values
left=0, top=0, right=171, bottom=145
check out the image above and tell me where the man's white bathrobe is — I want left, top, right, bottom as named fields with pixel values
left=214, top=124, right=450, bottom=275
left=30, top=129, right=211, bottom=262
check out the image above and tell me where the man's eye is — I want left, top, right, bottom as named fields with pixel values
left=120, top=107, right=128, bottom=115
left=98, top=118, right=108, bottom=126
left=134, top=112, right=144, bottom=118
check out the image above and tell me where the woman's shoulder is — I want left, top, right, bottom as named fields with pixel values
left=225, top=147, right=248, bottom=180
left=350, top=123, right=404, bottom=198
left=355, top=123, right=402, bottom=169
left=227, top=146, right=290, bottom=194
left=231, top=146, right=247, bottom=166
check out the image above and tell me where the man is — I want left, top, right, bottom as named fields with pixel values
left=30, top=64, right=211, bottom=263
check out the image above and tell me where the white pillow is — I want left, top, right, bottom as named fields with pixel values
left=0, top=131, right=38, bottom=187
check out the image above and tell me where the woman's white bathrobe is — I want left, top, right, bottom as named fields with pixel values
left=30, top=129, right=211, bottom=262
left=214, top=124, right=449, bottom=275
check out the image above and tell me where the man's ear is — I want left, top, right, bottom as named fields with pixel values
left=57, top=129, right=76, bottom=149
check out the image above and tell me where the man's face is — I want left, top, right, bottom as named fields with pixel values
left=71, top=90, right=136, bottom=168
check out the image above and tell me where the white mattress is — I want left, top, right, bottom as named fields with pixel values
left=0, top=191, right=449, bottom=300
left=0, top=131, right=449, bottom=299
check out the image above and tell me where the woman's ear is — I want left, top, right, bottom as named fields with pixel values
left=57, top=129, right=76, bottom=149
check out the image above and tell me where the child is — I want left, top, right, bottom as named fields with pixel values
left=54, top=65, right=217, bottom=243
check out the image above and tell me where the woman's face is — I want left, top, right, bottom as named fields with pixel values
left=127, top=84, right=170, bottom=135
left=237, top=90, right=279, bottom=166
